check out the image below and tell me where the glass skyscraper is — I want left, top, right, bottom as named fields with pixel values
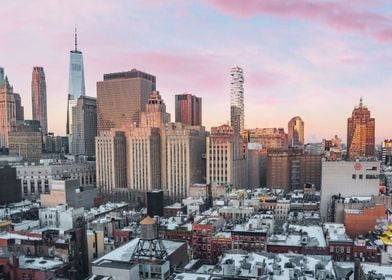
left=66, top=29, right=86, bottom=136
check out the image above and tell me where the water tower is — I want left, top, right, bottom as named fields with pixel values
left=131, top=216, right=167, bottom=260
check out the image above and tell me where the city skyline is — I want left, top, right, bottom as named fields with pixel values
left=1, top=1, right=392, bottom=143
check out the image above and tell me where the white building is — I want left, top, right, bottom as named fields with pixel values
left=96, top=130, right=127, bottom=201
left=320, top=160, right=380, bottom=220
left=162, top=123, right=206, bottom=202
left=207, top=124, right=248, bottom=189
left=275, top=198, right=290, bottom=220
left=39, top=205, right=84, bottom=229
left=230, top=66, right=244, bottom=133
left=127, top=127, right=161, bottom=197
left=16, top=161, right=95, bottom=200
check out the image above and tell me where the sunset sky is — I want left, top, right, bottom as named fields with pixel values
left=1, top=0, right=391, bottom=143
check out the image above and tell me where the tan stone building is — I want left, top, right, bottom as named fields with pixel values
left=8, top=120, right=42, bottom=162
left=162, top=123, right=206, bottom=202
left=247, top=127, right=288, bottom=149
left=96, top=130, right=127, bottom=201
left=127, top=127, right=161, bottom=203
left=206, top=124, right=248, bottom=189
left=0, top=71, right=17, bottom=148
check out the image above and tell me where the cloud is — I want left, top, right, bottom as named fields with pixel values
left=206, top=0, right=392, bottom=43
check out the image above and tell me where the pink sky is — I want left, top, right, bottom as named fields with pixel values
left=1, top=0, right=391, bottom=143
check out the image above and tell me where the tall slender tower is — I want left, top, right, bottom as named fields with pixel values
left=230, top=66, right=244, bottom=134
left=347, top=98, right=375, bottom=160
left=32, top=67, right=48, bottom=135
left=288, top=116, right=304, bottom=147
left=67, top=28, right=86, bottom=149
left=0, top=69, right=17, bottom=148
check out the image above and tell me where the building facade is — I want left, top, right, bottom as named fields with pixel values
left=248, top=128, right=288, bottom=149
left=175, top=93, right=202, bottom=126
left=71, top=96, right=97, bottom=156
left=96, top=69, right=156, bottom=134
left=14, top=93, right=24, bottom=121
left=288, top=116, right=304, bottom=147
left=8, top=120, right=42, bottom=162
left=127, top=127, right=161, bottom=202
left=230, top=66, right=244, bottom=133
left=16, top=161, right=96, bottom=200
left=162, top=123, right=206, bottom=202
left=347, top=98, right=375, bottom=160
left=0, top=70, right=17, bottom=148
left=267, top=148, right=322, bottom=191
left=96, top=131, right=127, bottom=201
left=207, top=124, right=248, bottom=189
left=320, top=160, right=380, bottom=220
left=31, top=67, right=48, bottom=135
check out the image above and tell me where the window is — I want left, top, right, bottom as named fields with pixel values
left=352, top=174, right=356, bottom=179
left=359, top=174, right=363, bottom=179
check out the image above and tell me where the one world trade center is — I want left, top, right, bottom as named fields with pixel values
left=66, top=28, right=85, bottom=139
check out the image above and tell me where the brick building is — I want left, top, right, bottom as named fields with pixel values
left=344, top=204, right=387, bottom=238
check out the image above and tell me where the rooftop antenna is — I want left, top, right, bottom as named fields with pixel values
left=74, top=27, right=78, bottom=52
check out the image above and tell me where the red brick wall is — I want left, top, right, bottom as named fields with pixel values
left=344, top=204, right=387, bottom=238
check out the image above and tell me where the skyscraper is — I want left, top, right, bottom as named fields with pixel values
left=32, top=67, right=48, bottom=135
left=96, top=130, right=128, bottom=202
left=175, top=93, right=202, bottom=126
left=71, top=96, right=97, bottom=156
left=347, top=98, right=375, bottom=160
left=230, top=66, right=244, bottom=133
left=66, top=29, right=86, bottom=136
left=0, top=69, right=17, bottom=148
left=288, top=116, right=304, bottom=147
left=162, top=123, right=206, bottom=202
left=13, top=93, right=24, bottom=121
left=96, top=69, right=156, bottom=134
left=141, top=91, right=170, bottom=129
left=206, top=124, right=248, bottom=189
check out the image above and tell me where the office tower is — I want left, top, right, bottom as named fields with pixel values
left=31, top=67, right=48, bottom=135
left=248, top=128, right=288, bottom=149
left=140, top=91, right=170, bottom=129
left=288, top=116, right=304, bottom=147
left=162, top=123, right=206, bottom=202
left=66, top=29, right=86, bottom=137
left=266, top=148, right=322, bottom=191
left=96, top=69, right=156, bottom=134
left=230, top=66, right=245, bottom=133
left=96, top=131, right=127, bottom=202
left=175, top=93, right=202, bottom=126
left=206, top=124, right=248, bottom=188
left=127, top=91, right=170, bottom=203
left=13, top=93, right=24, bottom=121
left=0, top=70, right=17, bottom=148
left=347, top=98, right=375, bottom=160
left=71, top=96, right=97, bottom=156
left=8, top=120, right=42, bottom=162
left=127, top=127, right=161, bottom=201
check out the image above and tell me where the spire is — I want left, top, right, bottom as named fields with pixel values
left=74, top=27, right=78, bottom=52
left=359, top=97, right=363, bottom=108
